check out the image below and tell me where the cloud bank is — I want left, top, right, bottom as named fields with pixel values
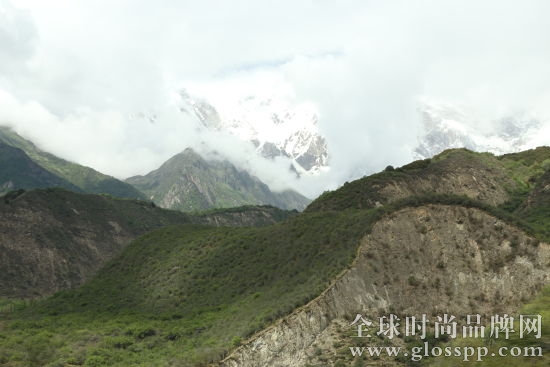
left=1, top=0, right=550, bottom=197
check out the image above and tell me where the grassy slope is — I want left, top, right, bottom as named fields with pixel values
left=0, top=209, right=377, bottom=366
left=0, top=126, right=145, bottom=199
left=1, top=148, right=550, bottom=366
left=498, top=147, right=550, bottom=240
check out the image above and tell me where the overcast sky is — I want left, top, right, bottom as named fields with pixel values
left=1, top=0, right=550, bottom=197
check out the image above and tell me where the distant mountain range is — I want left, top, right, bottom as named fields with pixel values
left=415, top=102, right=543, bottom=159
left=0, top=127, right=304, bottom=299
left=0, top=126, right=310, bottom=211
left=178, top=88, right=328, bottom=175
left=177, top=90, right=549, bottom=179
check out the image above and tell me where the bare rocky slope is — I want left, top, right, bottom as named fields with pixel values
left=217, top=205, right=550, bottom=367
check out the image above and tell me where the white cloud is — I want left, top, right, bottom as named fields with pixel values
left=1, top=0, right=550, bottom=198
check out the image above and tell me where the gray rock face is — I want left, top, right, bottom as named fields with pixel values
left=217, top=205, right=550, bottom=367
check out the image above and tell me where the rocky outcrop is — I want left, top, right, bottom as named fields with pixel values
left=218, top=205, right=550, bottom=367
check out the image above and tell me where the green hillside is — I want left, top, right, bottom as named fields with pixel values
left=1, top=148, right=550, bottom=366
left=126, top=148, right=311, bottom=212
left=0, top=142, right=81, bottom=195
left=306, top=149, right=519, bottom=212
left=0, top=126, right=145, bottom=199
left=0, top=188, right=190, bottom=299
left=0, top=188, right=297, bottom=300
left=307, top=148, right=550, bottom=239
left=0, top=208, right=377, bottom=366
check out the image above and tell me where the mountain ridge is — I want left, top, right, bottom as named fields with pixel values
left=306, top=147, right=550, bottom=213
left=0, top=142, right=81, bottom=195
left=126, top=147, right=311, bottom=212
left=178, top=88, right=329, bottom=174
left=218, top=204, right=550, bottom=367
left=0, top=126, right=145, bottom=199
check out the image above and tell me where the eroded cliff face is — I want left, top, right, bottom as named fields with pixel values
left=218, top=205, right=550, bottom=367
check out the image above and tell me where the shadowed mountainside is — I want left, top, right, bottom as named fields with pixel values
left=0, top=126, right=145, bottom=199
left=0, top=142, right=81, bottom=195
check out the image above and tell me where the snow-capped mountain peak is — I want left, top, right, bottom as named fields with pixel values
left=415, top=101, right=543, bottom=159
left=177, top=86, right=328, bottom=174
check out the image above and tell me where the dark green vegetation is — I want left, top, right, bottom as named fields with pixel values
left=0, top=142, right=80, bottom=194
left=126, top=148, right=311, bottom=212
left=193, top=204, right=299, bottom=227
left=1, top=147, right=550, bottom=366
left=0, top=188, right=296, bottom=300
left=0, top=208, right=380, bottom=366
left=0, top=126, right=145, bottom=199
left=0, top=188, right=190, bottom=299
left=307, top=147, right=550, bottom=242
